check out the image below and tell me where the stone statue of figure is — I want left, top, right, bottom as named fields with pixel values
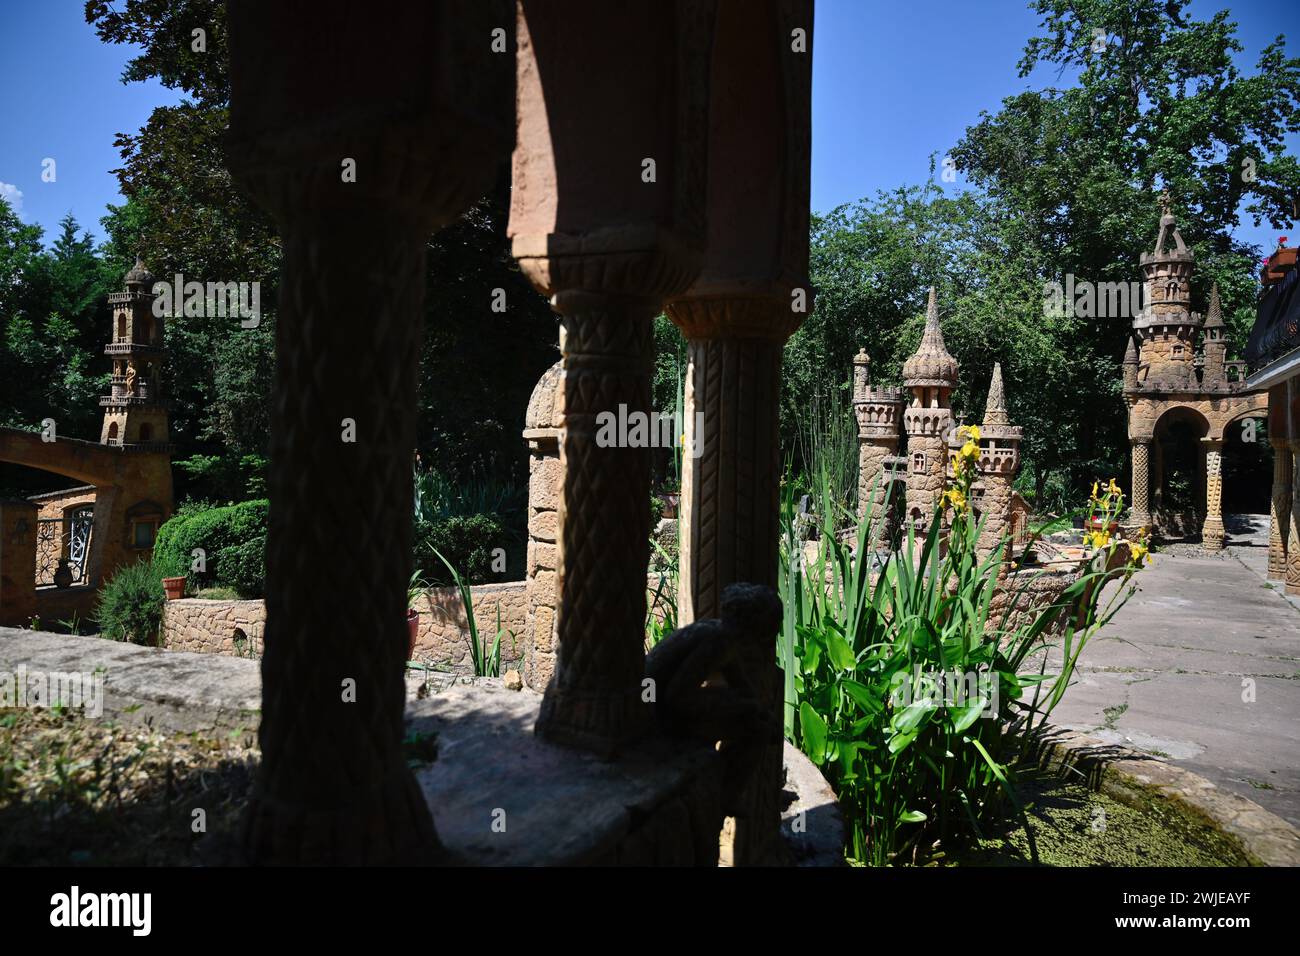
left=125, top=362, right=137, bottom=395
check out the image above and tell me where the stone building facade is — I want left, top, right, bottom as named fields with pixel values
left=1124, top=195, right=1267, bottom=549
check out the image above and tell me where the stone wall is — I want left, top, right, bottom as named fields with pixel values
left=160, top=582, right=531, bottom=671
left=161, top=597, right=266, bottom=656
left=413, top=580, right=528, bottom=670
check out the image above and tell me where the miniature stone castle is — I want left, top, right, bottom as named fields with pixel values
left=853, top=286, right=1022, bottom=561
left=1123, top=194, right=1267, bottom=551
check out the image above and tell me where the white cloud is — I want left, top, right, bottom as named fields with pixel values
left=0, top=182, right=23, bottom=216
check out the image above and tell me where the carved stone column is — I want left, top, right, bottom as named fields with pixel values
left=225, top=0, right=511, bottom=863
left=1288, top=440, right=1300, bottom=596
left=1201, top=438, right=1225, bottom=551
left=1130, top=439, right=1152, bottom=530
left=539, top=292, right=660, bottom=751
left=668, top=303, right=792, bottom=624
left=664, top=0, right=812, bottom=865
left=510, top=0, right=716, bottom=755
left=1268, top=437, right=1291, bottom=579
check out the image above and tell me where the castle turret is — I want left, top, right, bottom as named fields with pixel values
left=1122, top=335, right=1138, bottom=391
left=1201, top=283, right=1226, bottom=387
left=101, top=257, right=169, bottom=446
left=852, top=348, right=906, bottom=536
left=1133, top=193, right=1201, bottom=391
left=974, top=362, right=1022, bottom=562
left=902, top=287, right=958, bottom=532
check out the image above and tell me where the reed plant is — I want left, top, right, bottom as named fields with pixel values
left=780, top=430, right=1148, bottom=864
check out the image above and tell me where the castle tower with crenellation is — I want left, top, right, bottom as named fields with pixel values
left=101, top=257, right=169, bottom=447
left=901, top=287, right=958, bottom=535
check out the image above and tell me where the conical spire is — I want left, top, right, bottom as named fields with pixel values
left=983, top=362, right=1009, bottom=426
left=1203, top=282, right=1224, bottom=328
left=902, top=286, right=959, bottom=387
left=1123, top=336, right=1138, bottom=363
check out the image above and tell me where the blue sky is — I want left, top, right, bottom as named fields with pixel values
left=0, top=0, right=1294, bottom=255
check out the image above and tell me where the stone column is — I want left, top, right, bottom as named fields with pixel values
left=225, top=0, right=512, bottom=863
left=1268, top=437, right=1291, bottom=579
left=1288, top=440, right=1300, bottom=596
left=538, top=292, right=660, bottom=752
left=665, top=0, right=812, bottom=866
left=510, top=0, right=716, bottom=755
left=1201, top=438, right=1225, bottom=551
left=668, top=304, right=790, bottom=624
left=1130, top=439, right=1152, bottom=530
left=0, top=500, right=38, bottom=628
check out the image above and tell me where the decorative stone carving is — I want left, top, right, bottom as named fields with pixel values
left=1201, top=438, right=1225, bottom=550
left=1268, top=437, right=1291, bottom=579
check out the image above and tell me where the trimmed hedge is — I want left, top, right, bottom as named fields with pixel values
left=154, top=499, right=268, bottom=594
left=414, top=513, right=507, bottom=586
left=214, top=533, right=267, bottom=599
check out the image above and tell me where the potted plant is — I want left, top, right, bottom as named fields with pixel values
left=1261, top=237, right=1297, bottom=285
left=406, top=570, right=425, bottom=659
left=1083, top=478, right=1124, bottom=544
left=162, top=574, right=187, bottom=601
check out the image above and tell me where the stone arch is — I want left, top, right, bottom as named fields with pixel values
left=1152, top=405, right=1209, bottom=524
left=107, top=422, right=119, bottom=443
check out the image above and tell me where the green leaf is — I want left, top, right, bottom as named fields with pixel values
left=824, top=629, right=857, bottom=671
left=799, top=702, right=828, bottom=763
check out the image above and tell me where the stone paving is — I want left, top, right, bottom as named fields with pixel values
left=1049, top=514, right=1300, bottom=825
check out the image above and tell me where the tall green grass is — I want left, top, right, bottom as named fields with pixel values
left=779, top=457, right=1143, bottom=864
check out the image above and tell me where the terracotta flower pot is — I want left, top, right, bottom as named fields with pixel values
left=406, top=608, right=420, bottom=659
left=162, top=576, right=186, bottom=601
left=1085, top=517, right=1119, bottom=536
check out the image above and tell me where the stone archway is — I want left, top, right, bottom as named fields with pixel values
left=1152, top=405, right=1209, bottom=538
left=1221, top=408, right=1271, bottom=517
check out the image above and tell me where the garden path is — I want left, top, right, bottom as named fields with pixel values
left=1049, top=514, right=1300, bottom=825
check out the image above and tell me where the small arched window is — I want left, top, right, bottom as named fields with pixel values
left=117, top=314, right=126, bottom=340
left=107, top=422, right=119, bottom=444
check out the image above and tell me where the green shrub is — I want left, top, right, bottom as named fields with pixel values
left=215, top=533, right=266, bottom=599
left=414, top=513, right=507, bottom=586
left=154, top=499, right=268, bottom=589
left=95, top=560, right=169, bottom=646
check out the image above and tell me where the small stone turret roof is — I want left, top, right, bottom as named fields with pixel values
left=979, top=361, right=1022, bottom=441
left=523, top=359, right=563, bottom=440
left=124, top=255, right=154, bottom=288
left=902, top=287, right=958, bottom=388
left=1203, top=283, right=1224, bottom=328
left=1123, top=336, right=1138, bottom=363
left=982, top=363, right=1009, bottom=426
